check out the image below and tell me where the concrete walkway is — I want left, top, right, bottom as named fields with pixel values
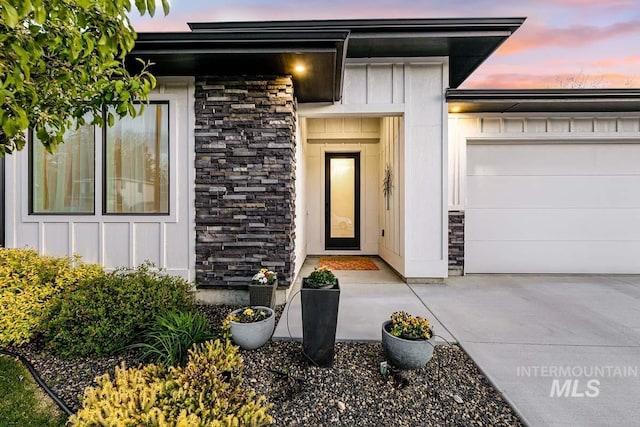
left=275, top=262, right=640, bottom=426
left=273, top=257, right=456, bottom=343
left=412, top=275, right=640, bottom=427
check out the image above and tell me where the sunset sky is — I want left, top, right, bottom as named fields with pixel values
left=130, top=0, right=640, bottom=89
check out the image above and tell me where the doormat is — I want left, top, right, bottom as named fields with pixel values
left=318, top=256, right=379, bottom=271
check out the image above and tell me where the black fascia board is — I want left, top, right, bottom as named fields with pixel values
left=447, top=88, right=640, bottom=101
left=134, top=30, right=350, bottom=44
left=446, top=88, right=640, bottom=113
left=188, top=18, right=525, bottom=34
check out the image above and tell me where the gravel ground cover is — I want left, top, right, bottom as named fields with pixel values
left=7, top=304, right=522, bottom=426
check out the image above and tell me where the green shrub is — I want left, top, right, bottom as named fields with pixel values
left=131, top=310, right=215, bottom=367
left=305, top=265, right=338, bottom=288
left=0, top=248, right=103, bottom=346
left=43, top=263, right=194, bottom=357
left=69, top=339, right=273, bottom=426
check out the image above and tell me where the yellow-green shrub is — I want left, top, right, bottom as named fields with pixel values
left=0, top=248, right=103, bottom=346
left=70, top=339, right=273, bottom=426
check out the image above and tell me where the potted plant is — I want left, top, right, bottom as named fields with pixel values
left=301, top=266, right=340, bottom=367
left=226, top=306, right=275, bottom=350
left=381, top=311, right=436, bottom=369
left=249, top=268, right=278, bottom=309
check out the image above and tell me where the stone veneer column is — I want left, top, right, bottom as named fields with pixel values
left=448, top=210, right=465, bottom=275
left=194, top=76, right=296, bottom=289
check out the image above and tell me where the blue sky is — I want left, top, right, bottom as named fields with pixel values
left=130, top=0, right=640, bottom=88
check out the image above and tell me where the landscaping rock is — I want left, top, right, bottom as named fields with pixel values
left=6, top=304, right=523, bottom=426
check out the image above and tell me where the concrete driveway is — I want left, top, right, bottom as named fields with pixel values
left=411, top=275, right=640, bottom=427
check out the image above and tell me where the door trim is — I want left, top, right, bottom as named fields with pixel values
left=324, top=152, right=360, bottom=250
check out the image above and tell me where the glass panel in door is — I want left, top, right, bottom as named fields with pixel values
left=325, top=153, right=360, bottom=250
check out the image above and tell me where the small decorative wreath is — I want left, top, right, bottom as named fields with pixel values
left=383, top=163, right=393, bottom=210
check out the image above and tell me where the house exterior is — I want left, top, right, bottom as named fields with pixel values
left=3, top=18, right=640, bottom=302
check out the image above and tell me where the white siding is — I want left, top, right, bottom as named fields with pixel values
left=293, top=118, right=307, bottom=281
left=306, top=117, right=380, bottom=140
left=5, top=78, right=195, bottom=279
left=403, top=63, right=448, bottom=278
left=379, top=116, right=403, bottom=273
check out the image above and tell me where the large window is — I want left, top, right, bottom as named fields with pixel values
left=31, top=125, right=95, bottom=214
left=30, top=102, right=170, bottom=215
left=105, top=103, right=169, bottom=214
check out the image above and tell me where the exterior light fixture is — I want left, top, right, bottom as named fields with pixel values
left=450, top=105, right=461, bottom=113
left=294, top=64, right=306, bottom=74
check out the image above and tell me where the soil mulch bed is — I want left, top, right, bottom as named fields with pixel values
left=6, top=304, right=523, bottom=426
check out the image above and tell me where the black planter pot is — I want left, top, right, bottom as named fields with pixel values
left=249, top=279, right=278, bottom=309
left=301, top=278, right=340, bottom=367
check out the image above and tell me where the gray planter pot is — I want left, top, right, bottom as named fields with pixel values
left=249, top=279, right=278, bottom=309
left=229, top=306, right=275, bottom=350
left=301, top=278, right=340, bottom=367
left=381, top=320, right=436, bottom=369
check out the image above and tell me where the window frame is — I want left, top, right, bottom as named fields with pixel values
left=28, top=127, right=97, bottom=216
left=102, top=100, right=171, bottom=216
left=28, top=100, right=171, bottom=217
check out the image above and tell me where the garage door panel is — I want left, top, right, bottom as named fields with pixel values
left=466, top=142, right=640, bottom=273
left=467, top=208, right=640, bottom=241
left=467, top=176, right=640, bottom=209
left=466, top=241, right=640, bottom=274
left=468, top=144, right=640, bottom=176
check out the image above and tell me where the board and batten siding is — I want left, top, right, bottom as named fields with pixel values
left=299, top=59, right=449, bottom=279
left=5, top=79, right=195, bottom=279
left=379, top=116, right=403, bottom=268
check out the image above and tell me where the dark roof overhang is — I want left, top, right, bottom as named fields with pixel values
left=128, top=31, right=349, bottom=103
left=128, top=18, right=525, bottom=103
left=447, top=89, right=640, bottom=113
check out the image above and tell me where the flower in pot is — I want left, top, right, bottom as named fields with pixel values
left=303, top=266, right=338, bottom=289
left=301, top=266, right=340, bottom=367
left=381, top=311, right=436, bottom=369
left=249, top=268, right=278, bottom=309
left=226, top=306, right=275, bottom=350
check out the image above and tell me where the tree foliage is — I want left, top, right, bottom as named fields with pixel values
left=0, top=0, right=169, bottom=155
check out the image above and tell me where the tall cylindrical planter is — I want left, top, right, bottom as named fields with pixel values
left=301, top=278, right=340, bottom=367
left=229, top=306, right=275, bottom=350
left=381, top=320, right=436, bottom=369
left=249, top=279, right=278, bottom=309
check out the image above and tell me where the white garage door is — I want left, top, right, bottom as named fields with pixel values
left=466, top=141, right=640, bottom=273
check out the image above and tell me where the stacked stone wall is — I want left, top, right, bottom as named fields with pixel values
left=194, top=76, right=296, bottom=289
left=448, top=210, right=464, bottom=274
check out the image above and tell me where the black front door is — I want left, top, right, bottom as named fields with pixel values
left=325, top=153, right=360, bottom=250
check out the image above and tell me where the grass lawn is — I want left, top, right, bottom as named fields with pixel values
left=0, top=355, right=67, bottom=427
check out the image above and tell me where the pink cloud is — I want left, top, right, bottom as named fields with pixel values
left=592, top=54, right=640, bottom=67
left=499, top=20, right=640, bottom=54
left=535, top=0, right=634, bottom=5
left=463, top=71, right=639, bottom=89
